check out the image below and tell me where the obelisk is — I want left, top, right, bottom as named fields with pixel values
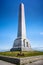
left=17, top=3, right=26, bottom=38
left=10, top=3, right=31, bottom=51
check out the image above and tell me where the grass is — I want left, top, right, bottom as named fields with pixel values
left=0, top=51, right=43, bottom=57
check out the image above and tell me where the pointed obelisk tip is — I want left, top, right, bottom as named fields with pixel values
left=20, top=2, right=24, bottom=6
left=21, top=2, right=24, bottom=5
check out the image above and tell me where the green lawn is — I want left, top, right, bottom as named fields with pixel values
left=0, top=51, right=43, bottom=57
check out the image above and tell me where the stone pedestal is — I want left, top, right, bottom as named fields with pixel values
left=10, top=37, right=31, bottom=51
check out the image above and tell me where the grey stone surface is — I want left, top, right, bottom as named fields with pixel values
left=0, top=60, right=15, bottom=65
left=26, top=60, right=43, bottom=65
left=11, top=3, right=31, bottom=51
left=0, top=56, right=20, bottom=65
left=0, top=59, right=43, bottom=65
left=20, top=55, right=43, bottom=65
left=0, top=55, right=43, bottom=65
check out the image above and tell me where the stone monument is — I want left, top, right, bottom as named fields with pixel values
left=10, top=3, right=31, bottom=51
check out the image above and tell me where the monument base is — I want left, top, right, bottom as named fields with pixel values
left=10, top=48, right=21, bottom=51
left=10, top=37, right=31, bottom=51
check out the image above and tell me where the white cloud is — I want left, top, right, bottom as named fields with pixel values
left=40, top=32, right=43, bottom=35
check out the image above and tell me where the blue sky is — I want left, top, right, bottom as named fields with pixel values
left=0, top=0, right=43, bottom=50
